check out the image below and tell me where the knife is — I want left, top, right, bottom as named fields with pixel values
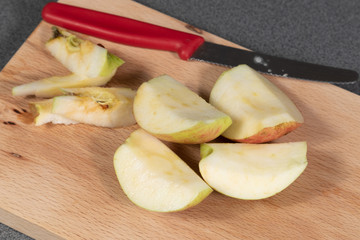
left=42, top=2, right=358, bottom=84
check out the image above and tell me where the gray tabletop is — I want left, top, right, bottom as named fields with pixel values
left=1, top=0, right=359, bottom=239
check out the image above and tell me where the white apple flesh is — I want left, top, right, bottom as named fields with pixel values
left=113, top=129, right=213, bottom=212
left=199, top=142, right=307, bottom=200
left=29, top=99, right=78, bottom=126
left=209, top=64, right=304, bottom=143
left=51, top=87, right=136, bottom=128
left=133, top=75, right=232, bottom=144
left=12, top=74, right=117, bottom=98
left=45, top=27, right=124, bottom=78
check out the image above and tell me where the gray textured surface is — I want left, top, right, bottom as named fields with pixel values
left=135, top=0, right=360, bottom=93
left=0, top=0, right=359, bottom=239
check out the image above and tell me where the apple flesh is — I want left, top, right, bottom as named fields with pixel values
left=12, top=74, right=117, bottom=98
left=45, top=27, right=124, bottom=78
left=29, top=99, right=78, bottom=126
left=51, top=87, right=136, bottom=128
left=199, top=142, right=307, bottom=200
left=113, top=129, right=213, bottom=212
left=12, top=27, right=124, bottom=97
left=133, top=75, right=232, bottom=144
left=209, top=64, right=304, bottom=143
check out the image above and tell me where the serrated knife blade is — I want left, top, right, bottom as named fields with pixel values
left=191, top=42, right=358, bottom=83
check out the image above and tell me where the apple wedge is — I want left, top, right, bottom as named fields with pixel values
left=133, top=75, right=232, bottom=144
left=50, top=87, right=136, bottom=128
left=12, top=27, right=124, bottom=97
left=209, top=64, right=304, bottom=143
left=199, top=142, right=307, bottom=200
left=29, top=99, right=78, bottom=126
left=12, top=74, right=116, bottom=98
left=45, top=27, right=124, bottom=78
left=113, top=129, right=213, bottom=212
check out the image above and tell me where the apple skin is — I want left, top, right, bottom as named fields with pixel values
left=209, top=64, right=304, bottom=143
left=234, top=122, right=302, bottom=143
left=151, top=116, right=231, bottom=144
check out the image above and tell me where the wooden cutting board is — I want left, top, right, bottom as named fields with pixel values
left=1, top=0, right=359, bottom=239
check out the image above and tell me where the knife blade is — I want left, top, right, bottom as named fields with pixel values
left=42, top=2, right=358, bottom=84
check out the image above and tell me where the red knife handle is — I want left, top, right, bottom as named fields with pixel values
left=42, top=2, right=205, bottom=60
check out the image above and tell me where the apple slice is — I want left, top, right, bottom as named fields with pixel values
left=113, top=129, right=212, bottom=212
left=133, top=75, right=232, bottom=144
left=209, top=64, right=304, bottom=143
left=29, top=99, right=78, bottom=126
left=12, top=27, right=124, bottom=97
left=45, top=27, right=124, bottom=78
left=12, top=74, right=116, bottom=98
left=199, top=142, right=307, bottom=200
left=50, top=87, right=136, bottom=128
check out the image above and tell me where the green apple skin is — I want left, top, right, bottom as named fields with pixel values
left=199, top=142, right=307, bottom=200
left=113, top=129, right=213, bottom=212
left=209, top=64, right=304, bottom=143
left=154, top=117, right=231, bottom=144
left=133, top=75, right=232, bottom=144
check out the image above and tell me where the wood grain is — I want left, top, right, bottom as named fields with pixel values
left=1, top=0, right=359, bottom=239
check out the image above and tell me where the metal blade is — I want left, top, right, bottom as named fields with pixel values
left=190, top=42, right=359, bottom=84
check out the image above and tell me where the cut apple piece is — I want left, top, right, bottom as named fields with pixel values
left=51, top=87, right=136, bottom=128
left=46, top=27, right=124, bottom=78
left=199, top=142, right=307, bottom=200
left=209, top=64, right=304, bottom=143
left=12, top=27, right=124, bottom=97
left=12, top=74, right=115, bottom=98
left=133, top=75, right=232, bottom=144
left=113, top=129, right=212, bottom=212
left=29, top=99, right=78, bottom=126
